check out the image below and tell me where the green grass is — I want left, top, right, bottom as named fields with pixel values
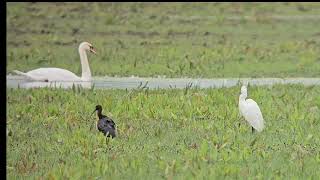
left=6, top=2, right=320, bottom=78
left=7, top=85, right=320, bottom=179
left=6, top=2, right=320, bottom=179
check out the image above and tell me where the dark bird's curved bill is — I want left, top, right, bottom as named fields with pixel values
left=91, top=109, right=97, bottom=115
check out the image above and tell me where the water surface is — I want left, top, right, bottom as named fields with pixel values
left=6, top=75, right=320, bottom=89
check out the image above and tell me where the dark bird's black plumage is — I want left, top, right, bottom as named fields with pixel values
left=92, top=105, right=116, bottom=138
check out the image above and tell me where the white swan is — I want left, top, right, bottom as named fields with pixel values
left=13, top=42, right=96, bottom=82
left=239, top=85, right=265, bottom=132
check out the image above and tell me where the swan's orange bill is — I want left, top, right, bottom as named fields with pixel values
left=90, top=48, right=97, bottom=54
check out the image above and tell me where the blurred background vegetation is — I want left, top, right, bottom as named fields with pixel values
left=7, top=2, right=320, bottom=78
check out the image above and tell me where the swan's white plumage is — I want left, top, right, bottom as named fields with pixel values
left=14, top=68, right=81, bottom=81
left=13, top=42, right=96, bottom=82
left=239, top=85, right=265, bottom=132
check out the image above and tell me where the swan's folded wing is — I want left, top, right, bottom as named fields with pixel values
left=27, top=68, right=81, bottom=82
left=14, top=69, right=49, bottom=81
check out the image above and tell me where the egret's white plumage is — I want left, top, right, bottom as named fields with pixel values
left=13, top=42, right=96, bottom=82
left=239, top=85, right=265, bottom=132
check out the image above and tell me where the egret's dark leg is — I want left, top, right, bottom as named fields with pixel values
left=252, top=127, right=255, bottom=133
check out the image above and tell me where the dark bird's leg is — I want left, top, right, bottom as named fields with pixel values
left=252, top=127, right=255, bottom=133
left=106, top=137, right=110, bottom=145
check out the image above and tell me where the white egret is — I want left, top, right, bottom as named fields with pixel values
left=238, top=85, right=265, bottom=132
left=13, top=42, right=96, bottom=82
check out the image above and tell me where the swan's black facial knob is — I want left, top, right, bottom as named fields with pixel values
left=89, top=45, right=97, bottom=54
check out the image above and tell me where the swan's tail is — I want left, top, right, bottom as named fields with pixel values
left=13, top=70, right=37, bottom=80
left=13, top=70, right=49, bottom=82
left=13, top=70, right=28, bottom=76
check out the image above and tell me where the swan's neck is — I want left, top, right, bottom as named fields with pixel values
left=79, top=48, right=91, bottom=81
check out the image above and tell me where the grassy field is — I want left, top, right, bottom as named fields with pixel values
left=6, top=2, right=320, bottom=179
left=6, top=85, right=320, bottom=179
left=6, top=2, right=320, bottom=78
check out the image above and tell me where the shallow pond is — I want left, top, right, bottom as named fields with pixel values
left=6, top=75, right=320, bottom=89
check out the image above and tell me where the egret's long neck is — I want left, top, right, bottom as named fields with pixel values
left=79, top=48, right=91, bottom=81
left=239, top=93, right=247, bottom=102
